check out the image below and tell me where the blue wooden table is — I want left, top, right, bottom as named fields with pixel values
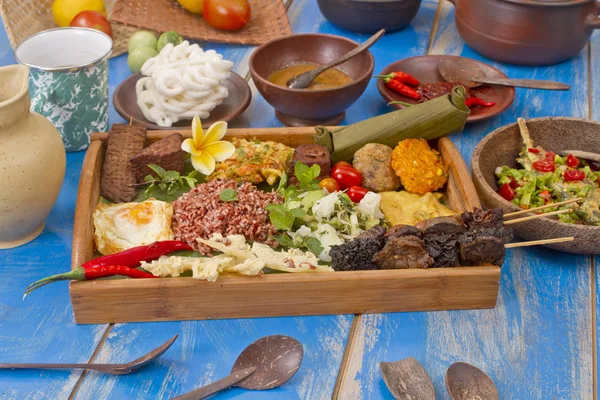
left=0, top=1, right=596, bottom=398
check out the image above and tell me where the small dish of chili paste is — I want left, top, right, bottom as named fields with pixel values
left=376, top=55, right=515, bottom=123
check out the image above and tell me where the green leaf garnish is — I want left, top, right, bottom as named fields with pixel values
left=219, top=188, right=239, bottom=202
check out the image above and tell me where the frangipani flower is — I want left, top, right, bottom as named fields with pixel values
left=181, top=116, right=235, bottom=175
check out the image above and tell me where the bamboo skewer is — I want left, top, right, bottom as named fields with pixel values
left=505, top=237, right=574, bottom=249
left=503, top=198, right=582, bottom=218
left=504, top=209, right=572, bottom=225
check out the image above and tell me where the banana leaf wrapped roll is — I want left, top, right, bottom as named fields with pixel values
left=314, top=85, right=469, bottom=163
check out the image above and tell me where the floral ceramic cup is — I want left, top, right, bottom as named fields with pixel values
left=14, top=28, right=112, bottom=151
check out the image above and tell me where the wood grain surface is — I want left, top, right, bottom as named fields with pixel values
left=0, top=0, right=598, bottom=399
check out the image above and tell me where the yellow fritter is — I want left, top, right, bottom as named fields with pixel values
left=208, top=138, right=294, bottom=185
left=391, top=138, right=448, bottom=194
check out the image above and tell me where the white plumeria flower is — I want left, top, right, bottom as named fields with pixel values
left=181, top=116, right=235, bottom=175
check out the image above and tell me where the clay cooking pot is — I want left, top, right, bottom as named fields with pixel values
left=448, top=0, right=600, bottom=65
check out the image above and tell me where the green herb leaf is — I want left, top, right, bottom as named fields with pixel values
left=274, top=234, right=295, bottom=247
left=158, top=183, right=167, bottom=191
left=236, top=147, right=247, bottom=159
left=144, top=174, right=155, bottom=183
left=219, top=188, right=239, bottom=202
left=277, top=172, right=288, bottom=192
left=290, top=208, right=306, bottom=218
left=164, top=170, right=180, bottom=182
left=304, top=237, right=324, bottom=257
left=266, top=204, right=295, bottom=231
left=294, top=162, right=321, bottom=189
left=148, top=164, right=167, bottom=178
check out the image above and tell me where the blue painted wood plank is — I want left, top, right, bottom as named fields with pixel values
left=337, top=2, right=593, bottom=399
left=0, top=20, right=109, bottom=399
left=73, top=317, right=352, bottom=399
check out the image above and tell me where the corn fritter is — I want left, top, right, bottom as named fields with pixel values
left=391, top=138, right=448, bottom=194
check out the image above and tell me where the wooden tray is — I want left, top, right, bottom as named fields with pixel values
left=70, top=127, right=500, bottom=324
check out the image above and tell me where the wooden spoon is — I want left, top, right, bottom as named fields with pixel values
left=286, top=29, right=385, bottom=89
left=445, top=362, right=498, bottom=400
left=557, top=150, right=600, bottom=163
left=380, top=357, right=435, bottom=400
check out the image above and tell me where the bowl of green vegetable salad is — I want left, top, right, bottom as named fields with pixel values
left=472, top=116, right=600, bottom=254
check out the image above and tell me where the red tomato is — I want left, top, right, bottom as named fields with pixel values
left=331, top=166, right=362, bottom=190
left=509, top=176, right=520, bottom=189
left=527, top=147, right=539, bottom=154
left=498, top=183, right=515, bottom=201
left=70, top=11, right=113, bottom=38
left=545, top=151, right=556, bottom=161
left=333, top=161, right=352, bottom=170
left=564, top=169, right=585, bottom=182
left=203, top=0, right=251, bottom=31
left=532, top=160, right=555, bottom=173
left=566, top=154, right=580, bottom=168
left=319, top=178, right=340, bottom=193
left=347, top=186, right=369, bottom=203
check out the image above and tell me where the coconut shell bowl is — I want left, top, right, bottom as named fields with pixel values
left=472, top=117, right=600, bottom=254
left=249, top=33, right=374, bottom=127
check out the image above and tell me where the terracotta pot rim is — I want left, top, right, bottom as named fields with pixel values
left=473, top=116, right=600, bottom=231
left=249, top=33, right=375, bottom=94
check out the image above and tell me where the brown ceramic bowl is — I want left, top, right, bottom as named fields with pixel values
left=378, top=55, right=515, bottom=123
left=472, top=117, right=600, bottom=254
left=113, top=72, right=251, bottom=130
left=249, top=33, right=374, bottom=127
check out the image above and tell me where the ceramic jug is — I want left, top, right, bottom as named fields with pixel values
left=0, top=65, right=66, bottom=249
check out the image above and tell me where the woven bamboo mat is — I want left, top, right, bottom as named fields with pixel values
left=110, top=0, right=291, bottom=45
left=0, top=0, right=136, bottom=57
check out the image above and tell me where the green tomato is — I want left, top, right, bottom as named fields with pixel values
left=128, top=46, right=158, bottom=73
left=128, top=31, right=158, bottom=53
left=157, top=31, right=183, bottom=52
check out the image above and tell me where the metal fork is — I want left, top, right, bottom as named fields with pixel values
left=0, top=334, right=178, bottom=375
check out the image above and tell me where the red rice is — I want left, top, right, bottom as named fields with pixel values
left=171, top=180, right=282, bottom=254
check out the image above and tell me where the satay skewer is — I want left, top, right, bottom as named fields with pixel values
left=505, top=237, right=574, bottom=249
left=503, top=198, right=582, bottom=219
left=503, top=209, right=572, bottom=225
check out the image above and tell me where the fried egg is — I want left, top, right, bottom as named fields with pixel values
left=93, top=199, right=174, bottom=255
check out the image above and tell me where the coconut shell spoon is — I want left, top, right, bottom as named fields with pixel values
left=0, top=335, right=178, bottom=375
left=445, top=362, right=498, bottom=400
left=380, top=357, right=435, bottom=400
left=286, top=29, right=385, bottom=89
left=439, top=58, right=570, bottom=90
left=170, top=335, right=303, bottom=400
left=557, top=150, right=600, bottom=164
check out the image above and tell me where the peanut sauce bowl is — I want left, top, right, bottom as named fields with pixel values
left=249, top=33, right=374, bottom=127
left=472, top=117, right=600, bottom=254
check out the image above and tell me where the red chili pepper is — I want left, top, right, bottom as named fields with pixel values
left=383, top=79, right=421, bottom=100
left=376, top=72, right=420, bottom=87
left=331, top=165, right=362, bottom=190
left=347, top=186, right=369, bottom=203
left=532, top=160, right=555, bottom=173
left=81, top=240, right=193, bottom=269
left=528, top=148, right=540, bottom=154
left=498, top=183, right=515, bottom=201
left=465, top=97, right=496, bottom=108
left=566, top=154, right=580, bottom=168
left=564, top=169, right=585, bottom=182
left=24, top=265, right=157, bottom=296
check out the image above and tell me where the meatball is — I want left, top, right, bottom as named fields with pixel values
left=352, top=143, right=401, bottom=193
